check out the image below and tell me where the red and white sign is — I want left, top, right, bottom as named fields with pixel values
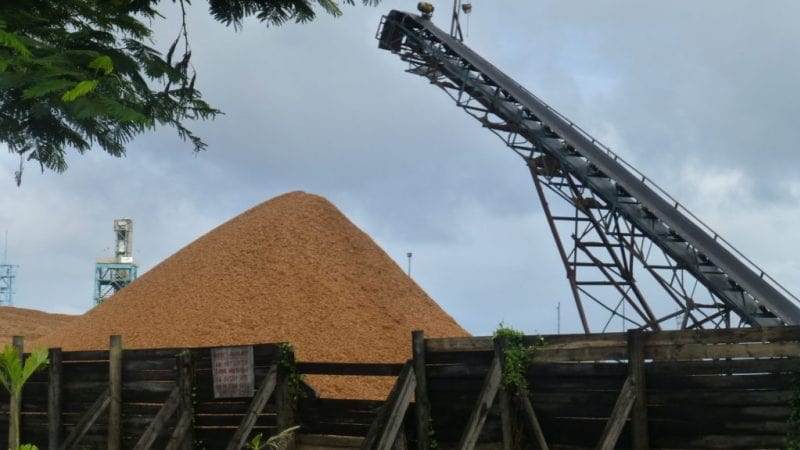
left=211, top=346, right=255, bottom=398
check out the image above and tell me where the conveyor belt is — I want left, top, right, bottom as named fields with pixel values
left=377, top=10, right=800, bottom=327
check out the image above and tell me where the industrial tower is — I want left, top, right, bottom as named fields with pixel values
left=377, top=11, right=800, bottom=331
left=94, top=219, right=138, bottom=304
left=0, top=233, right=16, bottom=306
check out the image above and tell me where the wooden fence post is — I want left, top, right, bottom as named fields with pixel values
left=225, top=365, right=279, bottom=450
left=628, top=329, right=649, bottom=449
left=456, top=352, right=502, bottom=450
left=516, top=391, right=549, bottom=450
left=62, top=388, right=112, bottom=450
left=166, top=350, right=195, bottom=450
left=108, top=335, right=123, bottom=450
left=133, top=387, right=181, bottom=450
left=276, top=347, right=298, bottom=450
left=48, top=348, right=63, bottom=450
left=595, top=377, right=635, bottom=450
left=9, top=336, right=23, bottom=450
left=412, top=330, right=430, bottom=450
left=494, top=336, right=516, bottom=450
left=178, top=350, right=194, bottom=450
left=361, top=361, right=416, bottom=450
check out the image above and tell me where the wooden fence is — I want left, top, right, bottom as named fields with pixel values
left=296, top=362, right=404, bottom=438
left=0, top=337, right=294, bottom=449
left=2, top=326, right=799, bottom=449
left=363, top=327, right=800, bottom=450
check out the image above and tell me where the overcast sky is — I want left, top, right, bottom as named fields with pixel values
left=1, top=0, right=799, bottom=336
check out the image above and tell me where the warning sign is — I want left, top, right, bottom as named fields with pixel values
left=211, top=346, right=255, bottom=398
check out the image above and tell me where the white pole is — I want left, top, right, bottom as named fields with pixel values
left=557, top=301, right=561, bottom=334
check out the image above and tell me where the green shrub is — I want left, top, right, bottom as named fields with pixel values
left=493, top=323, right=543, bottom=393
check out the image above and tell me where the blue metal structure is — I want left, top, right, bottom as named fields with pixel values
left=0, top=264, right=17, bottom=306
left=94, top=262, right=138, bottom=304
left=94, top=219, right=138, bottom=304
left=377, top=11, right=800, bottom=331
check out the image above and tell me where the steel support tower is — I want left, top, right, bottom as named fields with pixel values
left=94, top=219, right=138, bottom=304
left=0, top=264, right=16, bottom=306
left=377, top=11, right=800, bottom=331
left=0, top=232, right=16, bottom=306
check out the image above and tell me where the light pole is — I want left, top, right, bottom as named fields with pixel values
left=557, top=301, right=561, bottom=335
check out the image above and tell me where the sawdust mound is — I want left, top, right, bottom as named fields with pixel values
left=0, top=306, right=76, bottom=346
left=36, top=191, right=468, bottom=398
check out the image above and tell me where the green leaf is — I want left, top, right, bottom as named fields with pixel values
left=0, top=365, right=11, bottom=393
left=20, top=348, right=48, bottom=387
left=22, top=79, right=75, bottom=99
left=61, top=80, right=99, bottom=102
left=0, top=346, right=22, bottom=394
left=97, top=97, right=148, bottom=123
left=0, top=346, right=49, bottom=396
left=317, top=0, right=344, bottom=17
left=88, top=55, right=114, bottom=75
left=0, top=28, right=32, bottom=57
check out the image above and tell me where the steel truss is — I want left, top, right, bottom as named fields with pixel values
left=0, top=264, right=16, bottom=306
left=94, top=262, right=138, bottom=305
left=377, top=12, right=800, bottom=332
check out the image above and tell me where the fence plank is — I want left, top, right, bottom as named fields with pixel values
left=392, top=423, right=408, bottom=450
left=108, top=335, right=123, bottom=450
left=426, top=329, right=800, bottom=364
left=413, top=331, right=430, bottom=450
left=165, top=410, right=193, bottom=450
left=296, top=362, right=405, bottom=376
left=456, top=353, right=502, bottom=450
left=376, top=363, right=416, bottom=450
left=61, top=387, right=111, bottom=450
left=647, top=357, right=800, bottom=376
left=533, top=346, right=628, bottom=363
left=647, top=341, right=800, bottom=361
left=132, top=386, right=181, bottom=450
left=361, top=361, right=416, bottom=450
left=517, top=392, right=548, bottom=450
left=225, top=364, right=279, bottom=450
left=494, top=338, right=513, bottom=450
left=177, top=351, right=194, bottom=450
left=594, top=377, right=635, bottom=450
left=426, top=334, right=629, bottom=354
left=628, top=330, right=648, bottom=449
left=646, top=326, right=800, bottom=346
left=276, top=348, right=297, bottom=450
left=48, top=348, right=63, bottom=450
left=426, top=337, right=493, bottom=353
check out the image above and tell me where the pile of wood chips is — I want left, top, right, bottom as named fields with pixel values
left=0, top=306, right=76, bottom=347
left=34, top=192, right=468, bottom=399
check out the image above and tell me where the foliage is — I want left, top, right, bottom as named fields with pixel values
left=428, top=418, right=438, bottom=449
left=245, top=425, right=300, bottom=449
left=278, top=342, right=305, bottom=401
left=0, top=346, right=48, bottom=396
left=492, top=323, right=543, bottom=393
left=786, top=374, right=800, bottom=449
left=209, top=0, right=381, bottom=29
left=0, top=345, right=49, bottom=450
left=0, top=0, right=379, bottom=184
